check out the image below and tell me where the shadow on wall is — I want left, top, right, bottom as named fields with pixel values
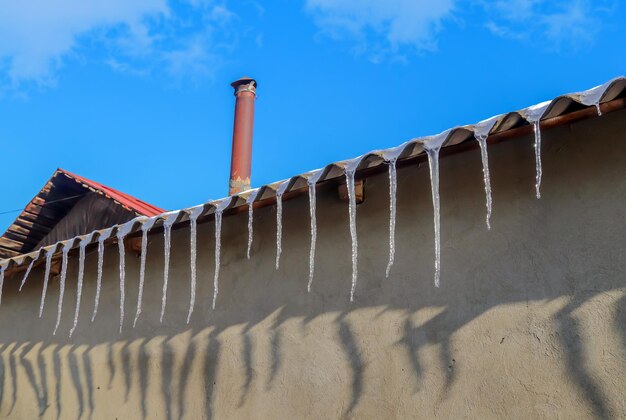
left=0, top=112, right=625, bottom=419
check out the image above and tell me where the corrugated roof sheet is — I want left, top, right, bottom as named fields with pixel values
left=1, top=76, right=625, bottom=272
left=0, top=169, right=165, bottom=259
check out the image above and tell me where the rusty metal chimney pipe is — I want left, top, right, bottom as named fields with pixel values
left=229, top=77, right=257, bottom=195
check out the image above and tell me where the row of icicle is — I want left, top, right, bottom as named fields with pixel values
left=0, top=96, right=606, bottom=336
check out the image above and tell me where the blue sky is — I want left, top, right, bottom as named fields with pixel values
left=0, top=0, right=624, bottom=232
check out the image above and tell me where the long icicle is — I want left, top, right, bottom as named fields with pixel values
left=133, top=218, right=157, bottom=327
left=426, top=146, right=442, bottom=288
left=19, top=258, right=35, bottom=291
left=212, top=210, right=223, bottom=310
left=533, top=121, right=542, bottom=199
left=247, top=202, right=254, bottom=259
left=246, top=191, right=259, bottom=260
left=134, top=226, right=149, bottom=327
left=53, top=244, right=71, bottom=335
left=116, top=222, right=134, bottom=333
left=39, top=249, right=54, bottom=318
left=307, top=180, right=318, bottom=292
left=476, top=134, right=493, bottom=229
left=211, top=199, right=230, bottom=310
left=346, top=169, right=358, bottom=302
left=385, top=159, right=398, bottom=278
left=91, top=236, right=106, bottom=322
left=274, top=182, right=290, bottom=270
left=0, top=263, right=7, bottom=305
left=160, top=214, right=178, bottom=323
left=69, top=241, right=87, bottom=337
left=187, top=208, right=203, bottom=324
left=117, top=235, right=126, bottom=333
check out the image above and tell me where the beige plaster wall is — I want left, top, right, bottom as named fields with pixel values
left=1, top=110, right=625, bottom=419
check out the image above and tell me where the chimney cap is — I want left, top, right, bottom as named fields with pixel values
left=231, top=77, right=257, bottom=90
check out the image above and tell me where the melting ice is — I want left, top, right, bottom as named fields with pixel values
left=423, top=133, right=447, bottom=288
left=91, top=228, right=112, bottom=322
left=53, top=242, right=71, bottom=335
left=385, top=158, right=398, bottom=278
left=70, top=238, right=90, bottom=337
left=306, top=170, right=324, bottom=292
left=19, top=258, right=35, bottom=291
left=117, top=222, right=134, bottom=333
left=524, top=101, right=549, bottom=199
left=246, top=190, right=260, bottom=260
left=161, top=212, right=179, bottom=323
left=0, top=262, right=7, bottom=305
left=212, top=199, right=231, bottom=310
left=134, top=217, right=157, bottom=327
left=39, top=248, right=55, bottom=318
left=187, top=208, right=203, bottom=324
left=274, top=181, right=289, bottom=270
left=344, top=158, right=361, bottom=302
left=474, top=116, right=499, bottom=230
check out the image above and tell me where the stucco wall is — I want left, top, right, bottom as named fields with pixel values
left=1, top=110, right=625, bottom=419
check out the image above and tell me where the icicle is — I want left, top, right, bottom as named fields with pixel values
left=532, top=121, right=542, bottom=199
left=0, top=262, right=7, bottom=305
left=524, top=102, right=549, bottom=200
left=212, top=199, right=231, bottom=310
left=576, top=79, right=614, bottom=117
left=246, top=190, right=259, bottom=260
left=274, top=181, right=289, bottom=270
left=39, top=248, right=55, bottom=318
left=476, top=134, right=493, bottom=229
left=186, top=207, right=203, bottom=324
left=53, top=242, right=71, bottom=335
left=160, top=212, right=179, bottom=323
left=385, top=159, right=398, bottom=278
left=92, top=228, right=113, bottom=322
left=306, top=170, right=324, bottom=292
left=473, top=117, right=499, bottom=230
left=116, top=222, right=134, bottom=333
left=213, top=211, right=223, bottom=310
left=424, top=133, right=448, bottom=288
left=19, top=258, right=35, bottom=291
left=133, top=217, right=157, bottom=327
left=345, top=167, right=359, bottom=302
left=69, top=239, right=88, bottom=337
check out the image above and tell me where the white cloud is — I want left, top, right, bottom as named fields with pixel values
left=306, top=0, right=456, bottom=61
left=483, top=0, right=611, bottom=48
left=305, top=0, right=613, bottom=60
left=0, top=0, right=239, bottom=89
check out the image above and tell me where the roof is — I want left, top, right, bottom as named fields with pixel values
left=1, top=76, right=625, bottom=271
left=0, top=169, right=165, bottom=259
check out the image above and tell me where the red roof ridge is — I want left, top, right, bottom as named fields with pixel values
left=58, top=168, right=165, bottom=217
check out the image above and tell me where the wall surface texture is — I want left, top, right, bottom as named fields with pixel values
left=1, top=110, right=625, bottom=419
